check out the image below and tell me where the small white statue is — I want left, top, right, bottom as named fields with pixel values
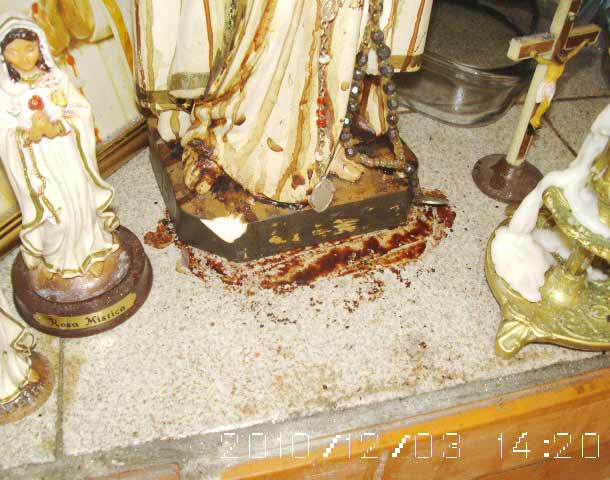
left=0, top=13, right=119, bottom=278
left=0, top=290, right=34, bottom=405
left=0, top=14, right=153, bottom=339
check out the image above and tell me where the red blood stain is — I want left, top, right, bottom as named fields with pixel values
left=437, top=206, right=457, bottom=229
left=143, top=219, right=174, bottom=249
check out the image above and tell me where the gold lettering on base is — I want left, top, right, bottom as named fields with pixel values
left=34, top=294, right=137, bottom=331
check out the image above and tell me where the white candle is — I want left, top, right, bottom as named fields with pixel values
left=491, top=104, right=610, bottom=302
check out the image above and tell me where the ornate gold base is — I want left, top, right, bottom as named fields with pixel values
left=486, top=226, right=610, bottom=359
left=0, top=353, right=54, bottom=425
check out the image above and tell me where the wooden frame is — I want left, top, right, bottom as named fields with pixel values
left=0, top=120, right=148, bottom=258
left=223, top=367, right=610, bottom=479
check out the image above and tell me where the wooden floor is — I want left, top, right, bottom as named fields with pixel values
left=223, top=367, right=610, bottom=480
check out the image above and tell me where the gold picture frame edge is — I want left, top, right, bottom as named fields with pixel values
left=0, top=119, right=149, bottom=259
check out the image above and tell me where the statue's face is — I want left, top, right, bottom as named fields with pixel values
left=3, top=38, right=40, bottom=73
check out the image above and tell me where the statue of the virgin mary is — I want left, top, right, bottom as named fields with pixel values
left=135, top=0, right=433, bottom=206
left=0, top=14, right=119, bottom=278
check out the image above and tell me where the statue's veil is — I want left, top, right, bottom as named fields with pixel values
left=0, top=13, right=60, bottom=98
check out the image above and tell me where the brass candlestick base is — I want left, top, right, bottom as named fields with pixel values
left=487, top=237, right=610, bottom=358
left=472, top=154, right=543, bottom=204
left=487, top=186, right=610, bottom=358
left=0, top=353, right=54, bottom=425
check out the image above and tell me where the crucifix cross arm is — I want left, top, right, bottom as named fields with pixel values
left=535, top=39, right=588, bottom=66
left=507, top=24, right=601, bottom=63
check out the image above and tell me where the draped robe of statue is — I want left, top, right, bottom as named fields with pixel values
left=0, top=291, right=30, bottom=404
left=134, top=0, right=433, bottom=204
left=133, top=0, right=223, bottom=111
left=0, top=15, right=119, bottom=277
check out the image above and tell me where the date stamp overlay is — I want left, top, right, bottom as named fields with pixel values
left=219, top=430, right=603, bottom=463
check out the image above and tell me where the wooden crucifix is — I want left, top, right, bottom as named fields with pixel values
left=473, top=0, right=601, bottom=203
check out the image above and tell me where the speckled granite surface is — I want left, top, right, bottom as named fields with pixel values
left=1, top=9, right=609, bottom=480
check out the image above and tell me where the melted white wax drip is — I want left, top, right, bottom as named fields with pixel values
left=491, top=104, right=610, bottom=302
left=0, top=291, right=29, bottom=402
left=201, top=215, right=248, bottom=243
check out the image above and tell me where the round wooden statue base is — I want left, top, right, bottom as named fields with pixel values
left=0, top=353, right=54, bottom=425
left=12, top=227, right=153, bottom=338
left=472, top=154, right=543, bottom=204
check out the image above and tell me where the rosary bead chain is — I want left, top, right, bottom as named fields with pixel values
left=336, top=0, right=418, bottom=182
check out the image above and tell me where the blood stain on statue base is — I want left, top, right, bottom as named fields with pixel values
left=145, top=192, right=455, bottom=294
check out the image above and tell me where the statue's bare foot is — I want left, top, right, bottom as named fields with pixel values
left=183, top=141, right=223, bottom=195
left=330, top=152, right=365, bottom=183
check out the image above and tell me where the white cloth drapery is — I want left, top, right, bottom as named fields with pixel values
left=134, top=0, right=433, bottom=203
